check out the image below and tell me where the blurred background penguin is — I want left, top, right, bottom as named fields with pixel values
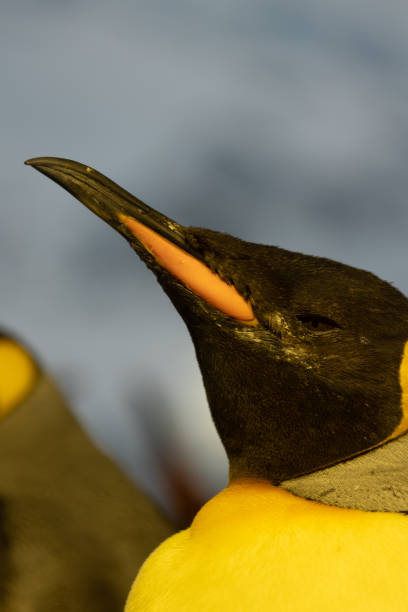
left=0, top=331, right=177, bottom=611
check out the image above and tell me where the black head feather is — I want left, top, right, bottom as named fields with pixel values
left=26, top=158, right=408, bottom=483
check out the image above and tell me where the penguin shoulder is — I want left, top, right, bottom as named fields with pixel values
left=126, top=480, right=408, bottom=612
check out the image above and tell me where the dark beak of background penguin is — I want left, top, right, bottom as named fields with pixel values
left=25, top=157, right=408, bottom=483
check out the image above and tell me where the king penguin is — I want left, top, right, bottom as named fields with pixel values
left=26, top=157, right=408, bottom=611
left=0, top=330, right=173, bottom=611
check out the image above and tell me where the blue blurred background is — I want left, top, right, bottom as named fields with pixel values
left=2, top=0, right=408, bottom=512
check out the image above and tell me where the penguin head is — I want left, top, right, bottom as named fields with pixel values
left=25, top=158, right=408, bottom=482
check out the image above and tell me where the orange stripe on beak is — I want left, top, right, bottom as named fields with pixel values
left=119, top=214, right=258, bottom=325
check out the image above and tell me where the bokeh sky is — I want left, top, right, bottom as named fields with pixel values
left=2, top=0, right=408, bottom=507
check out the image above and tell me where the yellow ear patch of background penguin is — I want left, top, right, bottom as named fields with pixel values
left=0, top=337, right=38, bottom=418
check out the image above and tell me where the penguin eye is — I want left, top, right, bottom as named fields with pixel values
left=296, top=314, right=342, bottom=332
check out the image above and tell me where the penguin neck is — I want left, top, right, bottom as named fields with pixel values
left=190, top=478, right=363, bottom=534
left=191, top=479, right=303, bottom=530
left=281, top=433, right=408, bottom=512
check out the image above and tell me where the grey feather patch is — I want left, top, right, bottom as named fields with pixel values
left=281, top=432, right=408, bottom=512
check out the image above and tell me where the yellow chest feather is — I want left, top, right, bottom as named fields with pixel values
left=126, top=480, right=408, bottom=611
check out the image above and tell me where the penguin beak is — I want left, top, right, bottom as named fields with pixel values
left=25, top=157, right=188, bottom=251
left=25, top=157, right=257, bottom=324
